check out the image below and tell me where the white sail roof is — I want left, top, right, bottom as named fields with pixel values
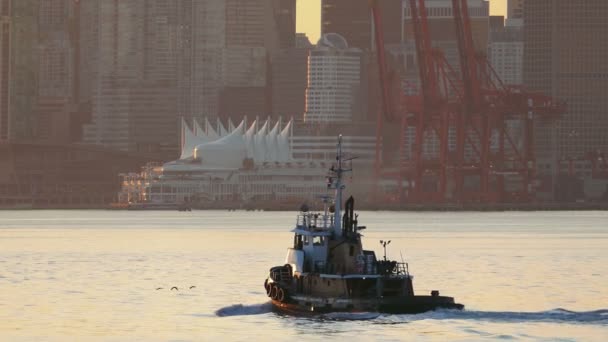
left=205, top=118, right=220, bottom=140
left=180, top=119, right=210, bottom=160
left=193, top=121, right=247, bottom=169
left=194, top=119, right=205, bottom=138
left=278, top=119, right=292, bottom=162
left=254, top=119, right=268, bottom=163
left=244, top=119, right=257, bottom=159
left=179, top=117, right=294, bottom=164
left=266, top=121, right=280, bottom=162
left=218, top=118, right=229, bottom=137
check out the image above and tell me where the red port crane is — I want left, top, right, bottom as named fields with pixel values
left=370, top=0, right=564, bottom=205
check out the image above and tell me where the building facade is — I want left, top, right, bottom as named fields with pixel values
left=524, top=1, right=608, bottom=179
left=0, top=0, right=40, bottom=141
left=271, top=47, right=310, bottom=120
left=488, top=23, right=523, bottom=86
left=402, top=0, right=490, bottom=52
left=0, top=0, right=13, bottom=141
left=274, top=0, right=296, bottom=49
left=321, top=0, right=403, bottom=51
left=508, top=0, right=524, bottom=20
left=80, top=0, right=288, bottom=157
left=304, top=34, right=362, bottom=123
left=117, top=117, right=380, bottom=208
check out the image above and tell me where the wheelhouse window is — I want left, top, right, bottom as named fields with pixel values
left=294, top=234, right=303, bottom=249
left=303, top=235, right=310, bottom=245
left=313, top=236, right=326, bottom=246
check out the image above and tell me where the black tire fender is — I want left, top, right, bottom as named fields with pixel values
left=277, top=287, right=285, bottom=302
left=270, top=285, right=278, bottom=300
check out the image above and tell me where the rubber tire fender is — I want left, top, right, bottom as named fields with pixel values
left=277, top=287, right=285, bottom=302
left=270, top=285, right=278, bottom=300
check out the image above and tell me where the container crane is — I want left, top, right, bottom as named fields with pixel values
left=451, top=0, right=564, bottom=202
left=370, top=0, right=563, bottom=205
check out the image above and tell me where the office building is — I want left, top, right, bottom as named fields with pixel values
left=508, top=0, right=524, bottom=20
left=489, top=23, right=523, bottom=86
left=304, top=34, right=362, bottom=123
left=321, top=0, right=403, bottom=51
left=271, top=47, right=310, bottom=120
left=524, top=1, right=608, bottom=184
left=402, top=0, right=490, bottom=52
left=0, top=0, right=39, bottom=141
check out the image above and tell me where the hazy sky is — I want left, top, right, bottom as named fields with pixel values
left=297, top=0, right=508, bottom=43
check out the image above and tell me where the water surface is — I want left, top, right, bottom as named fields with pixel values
left=1, top=210, right=607, bottom=341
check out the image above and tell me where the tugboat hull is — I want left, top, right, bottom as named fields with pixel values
left=271, top=295, right=463, bottom=315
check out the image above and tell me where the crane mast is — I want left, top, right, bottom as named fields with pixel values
left=368, top=0, right=563, bottom=205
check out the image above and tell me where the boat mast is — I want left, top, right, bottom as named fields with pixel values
left=333, top=135, right=344, bottom=236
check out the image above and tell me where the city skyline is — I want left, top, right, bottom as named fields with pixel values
left=297, top=0, right=508, bottom=42
left=1, top=0, right=607, bottom=208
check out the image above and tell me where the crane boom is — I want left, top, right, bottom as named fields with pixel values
left=410, top=0, right=439, bottom=107
left=369, top=0, right=394, bottom=122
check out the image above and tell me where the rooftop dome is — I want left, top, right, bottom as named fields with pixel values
left=317, top=33, right=349, bottom=49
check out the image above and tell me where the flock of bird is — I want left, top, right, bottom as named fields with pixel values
left=156, top=286, right=196, bottom=291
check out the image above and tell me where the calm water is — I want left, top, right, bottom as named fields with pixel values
left=0, top=210, right=607, bottom=341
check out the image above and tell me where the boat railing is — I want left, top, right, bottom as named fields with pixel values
left=376, top=260, right=410, bottom=277
left=296, top=213, right=334, bottom=231
left=395, top=262, right=410, bottom=276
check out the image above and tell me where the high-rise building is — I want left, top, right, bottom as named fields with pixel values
left=489, top=15, right=505, bottom=32
left=225, top=0, right=292, bottom=51
left=508, top=0, right=524, bottom=20
left=80, top=1, right=183, bottom=157
left=321, top=0, right=403, bottom=51
left=524, top=1, right=608, bottom=178
left=0, top=0, right=81, bottom=144
left=0, top=0, right=13, bottom=141
left=219, top=0, right=293, bottom=122
left=271, top=46, right=311, bottom=120
left=80, top=0, right=286, bottom=156
left=274, top=0, right=296, bottom=49
left=304, top=34, right=362, bottom=123
left=295, top=33, right=313, bottom=49
left=36, top=0, right=78, bottom=143
left=225, top=0, right=267, bottom=47
left=506, top=0, right=524, bottom=26
left=489, top=22, right=523, bottom=86
left=0, top=0, right=39, bottom=141
left=402, top=0, right=490, bottom=52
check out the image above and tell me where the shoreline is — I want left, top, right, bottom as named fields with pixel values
left=2, top=203, right=608, bottom=212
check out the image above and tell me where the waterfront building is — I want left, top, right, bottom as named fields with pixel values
left=0, top=141, right=156, bottom=208
left=118, top=117, right=380, bottom=207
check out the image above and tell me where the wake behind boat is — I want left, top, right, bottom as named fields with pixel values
left=263, top=135, right=463, bottom=314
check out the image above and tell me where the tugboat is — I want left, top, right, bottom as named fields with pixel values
left=263, top=135, right=463, bottom=314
